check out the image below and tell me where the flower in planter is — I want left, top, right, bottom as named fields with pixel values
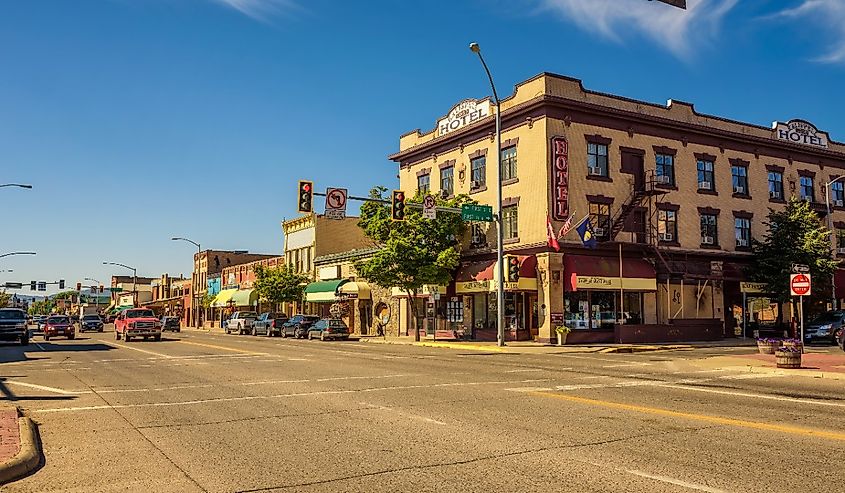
left=554, top=325, right=571, bottom=335
left=776, top=345, right=803, bottom=353
left=756, top=338, right=780, bottom=344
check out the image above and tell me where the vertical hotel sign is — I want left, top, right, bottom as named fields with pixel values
left=551, top=136, right=569, bottom=221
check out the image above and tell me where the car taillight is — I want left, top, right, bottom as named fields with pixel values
left=271, top=321, right=276, bottom=328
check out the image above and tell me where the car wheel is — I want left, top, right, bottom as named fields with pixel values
left=68, top=334, right=75, bottom=340
left=44, top=335, right=50, bottom=341
left=266, top=328, right=272, bottom=337
left=251, top=327, right=257, bottom=336
left=125, top=335, right=131, bottom=342
left=281, top=329, right=287, bottom=338
left=308, top=332, right=313, bottom=340
left=99, top=328, right=103, bottom=332
left=20, top=334, right=29, bottom=346
left=154, top=334, right=161, bottom=342
left=115, top=331, right=121, bottom=340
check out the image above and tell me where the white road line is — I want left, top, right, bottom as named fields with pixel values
left=4, top=380, right=91, bottom=395
left=360, top=402, right=447, bottom=425
left=658, top=384, right=845, bottom=408
left=34, top=342, right=46, bottom=351
left=287, top=358, right=310, bottom=361
left=505, top=368, right=548, bottom=373
left=102, top=341, right=174, bottom=359
left=625, top=469, right=729, bottom=493
left=505, top=387, right=554, bottom=392
left=316, top=374, right=407, bottom=382
left=603, top=363, right=653, bottom=368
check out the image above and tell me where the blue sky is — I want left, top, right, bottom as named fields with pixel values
left=1, top=0, right=843, bottom=294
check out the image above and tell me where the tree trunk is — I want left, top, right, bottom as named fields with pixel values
left=406, top=289, right=420, bottom=342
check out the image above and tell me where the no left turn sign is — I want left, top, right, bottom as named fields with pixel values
left=790, top=273, right=811, bottom=296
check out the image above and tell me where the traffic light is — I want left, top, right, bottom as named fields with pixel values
left=391, top=190, right=406, bottom=221
left=99, top=285, right=104, bottom=293
left=59, top=279, right=65, bottom=289
left=30, top=281, right=36, bottom=291
left=297, top=180, right=314, bottom=213
left=76, top=282, right=81, bottom=291
left=506, top=255, right=521, bottom=283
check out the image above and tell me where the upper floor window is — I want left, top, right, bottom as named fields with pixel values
left=832, top=181, right=845, bottom=206
left=501, top=146, right=517, bottom=181
left=417, top=174, right=430, bottom=194
left=731, top=165, right=748, bottom=195
left=837, top=229, right=845, bottom=251
left=588, top=202, right=610, bottom=241
left=657, top=210, right=677, bottom=243
left=735, top=218, right=751, bottom=248
left=502, top=205, right=518, bottom=240
left=768, top=171, right=784, bottom=200
left=800, top=175, right=814, bottom=202
left=655, top=153, right=675, bottom=186
left=700, top=214, right=718, bottom=246
left=470, top=156, right=486, bottom=189
left=440, top=167, right=454, bottom=197
left=587, top=143, right=609, bottom=178
left=697, top=159, right=715, bottom=191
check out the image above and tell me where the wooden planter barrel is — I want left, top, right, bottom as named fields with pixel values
left=781, top=341, right=804, bottom=353
left=757, top=341, right=779, bottom=354
left=775, top=350, right=802, bottom=369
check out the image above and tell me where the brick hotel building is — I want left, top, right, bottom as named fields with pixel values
left=389, top=72, right=845, bottom=344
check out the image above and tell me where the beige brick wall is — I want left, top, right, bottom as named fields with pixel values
left=314, top=216, right=373, bottom=257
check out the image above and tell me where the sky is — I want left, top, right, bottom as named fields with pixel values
left=1, top=0, right=843, bottom=295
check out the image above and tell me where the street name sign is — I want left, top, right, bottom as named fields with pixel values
left=423, top=195, right=436, bottom=220
left=461, top=204, right=493, bottom=222
left=325, top=187, right=348, bottom=220
left=791, top=263, right=810, bottom=274
left=790, top=273, right=811, bottom=296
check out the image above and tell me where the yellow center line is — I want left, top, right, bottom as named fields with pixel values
left=179, top=340, right=269, bottom=356
left=529, top=391, right=845, bottom=442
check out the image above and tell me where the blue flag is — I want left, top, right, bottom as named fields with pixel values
left=576, top=217, right=597, bottom=249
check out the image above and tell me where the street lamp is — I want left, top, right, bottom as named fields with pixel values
left=0, top=184, right=33, bottom=189
left=825, top=177, right=845, bottom=310
left=0, top=252, right=36, bottom=260
left=172, top=237, right=202, bottom=328
left=103, top=261, right=138, bottom=306
left=85, top=277, right=102, bottom=314
left=469, top=42, right=505, bottom=347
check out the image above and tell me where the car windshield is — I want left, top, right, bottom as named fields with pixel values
left=241, top=312, right=258, bottom=318
left=126, top=310, right=155, bottom=318
left=328, top=320, right=347, bottom=328
left=48, top=316, right=69, bottom=324
left=303, top=316, right=319, bottom=322
left=83, top=315, right=100, bottom=321
left=0, top=310, right=25, bottom=320
left=811, top=311, right=845, bottom=324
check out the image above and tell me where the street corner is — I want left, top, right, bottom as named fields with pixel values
left=414, top=341, right=507, bottom=353
left=598, top=344, right=694, bottom=354
left=0, top=407, right=42, bottom=485
left=696, top=351, right=845, bottom=381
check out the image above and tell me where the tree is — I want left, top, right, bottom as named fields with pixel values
left=355, top=186, right=471, bottom=341
left=29, top=299, right=54, bottom=315
left=200, top=292, right=216, bottom=310
left=253, top=264, right=310, bottom=309
left=0, top=290, right=10, bottom=308
left=750, top=196, right=837, bottom=320
left=53, top=291, right=77, bottom=301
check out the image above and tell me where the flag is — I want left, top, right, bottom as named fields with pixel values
left=546, top=215, right=560, bottom=251
left=558, top=211, right=577, bottom=239
left=576, top=217, right=597, bottom=249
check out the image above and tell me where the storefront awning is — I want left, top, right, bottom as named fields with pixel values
left=455, top=256, right=538, bottom=294
left=338, top=282, right=371, bottom=300
left=304, top=279, right=349, bottom=303
left=564, top=254, right=656, bottom=292
left=231, top=289, right=259, bottom=307
left=211, top=289, right=238, bottom=308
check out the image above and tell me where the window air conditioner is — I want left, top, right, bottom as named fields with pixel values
left=471, top=180, right=482, bottom=189
left=659, top=233, right=674, bottom=242
left=702, top=236, right=714, bottom=245
left=737, top=238, right=749, bottom=247
left=838, top=247, right=845, bottom=255
left=698, top=181, right=711, bottom=190
left=655, top=175, right=670, bottom=185
left=593, top=227, right=605, bottom=236
left=835, top=200, right=844, bottom=207
left=733, top=186, right=745, bottom=194
left=589, top=167, right=602, bottom=176
left=769, top=190, right=780, bottom=199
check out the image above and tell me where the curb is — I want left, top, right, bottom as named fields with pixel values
left=0, top=415, right=41, bottom=485
left=718, top=364, right=845, bottom=381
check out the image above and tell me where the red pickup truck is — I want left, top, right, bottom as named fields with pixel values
left=114, top=308, right=162, bottom=342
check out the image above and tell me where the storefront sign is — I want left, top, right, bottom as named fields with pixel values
left=551, top=136, right=569, bottom=221
left=438, top=99, right=491, bottom=137
left=550, top=313, right=565, bottom=325
left=773, top=119, right=829, bottom=149
left=573, top=276, right=657, bottom=291
left=456, top=278, right=539, bottom=294
left=740, top=282, right=767, bottom=294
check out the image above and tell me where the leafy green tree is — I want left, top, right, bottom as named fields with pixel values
left=355, top=186, right=471, bottom=341
left=53, top=291, right=78, bottom=301
left=253, top=264, right=310, bottom=309
left=0, top=290, right=10, bottom=308
left=750, top=196, right=837, bottom=318
left=200, top=292, right=216, bottom=310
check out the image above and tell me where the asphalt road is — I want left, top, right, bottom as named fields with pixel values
left=1, top=328, right=843, bottom=492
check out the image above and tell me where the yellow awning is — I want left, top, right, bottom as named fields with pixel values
left=211, top=289, right=238, bottom=308
left=338, top=282, right=371, bottom=300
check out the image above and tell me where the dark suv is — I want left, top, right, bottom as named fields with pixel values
left=80, top=314, right=104, bottom=332
left=281, top=315, right=319, bottom=339
left=0, top=308, right=29, bottom=345
left=804, top=310, right=845, bottom=345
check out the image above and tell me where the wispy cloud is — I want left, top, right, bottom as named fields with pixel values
left=536, top=0, right=738, bottom=61
left=209, top=0, right=301, bottom=21
left=768, top=0, right=845, bottom=64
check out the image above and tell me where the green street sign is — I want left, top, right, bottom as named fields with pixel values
left=111, top=287, right=123, bottom=292
left=461, top=204, right=493, bottom=222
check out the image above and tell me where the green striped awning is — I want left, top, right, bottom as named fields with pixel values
left=304, top=279, right=348, bottom=303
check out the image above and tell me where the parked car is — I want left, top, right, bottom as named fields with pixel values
left=839, top=328, right=845, bottom=352
left=307, top=318, right=350, bottom=341
left=804, top=310, right=845, bottom=344
left=160, top=316, right=181, bottom=332
left=225, top=311, right=259, bottom=335
left=43, top=315, right=75, bottom=341
left=36, top=315, right=50, bottom=331
left=252, top=312, right=288, bottom=337
left=114, top=308, right=162, bottom=342
left=80, top=314, right=104, bottom=332
left=281, top=314, right=319, bottom=339
left=0, top=308, right=29, bottom=345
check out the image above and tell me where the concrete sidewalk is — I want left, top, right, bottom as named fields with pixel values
left=0, top=406, right=40, bottom=485
left=696, top=350, right=845, bottom=381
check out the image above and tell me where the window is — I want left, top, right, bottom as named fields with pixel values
left=589, top=202, right=610, bottom=240
left=700, top=214, right=718, bottom=245
left=731, top=165, right=748, bottom=195
left=417, top=174, right=430, bottom=194
left=502, top=205, right=518, bottom=240
left=697, top=159, right=715, bottom=191
left=656, top=153, right=675, bottom=186
left=768, top=171, right=784, bottom=200
left=587, top=143, right=609, bottom=177
left=501, top=146, right=517, bottom=181
left=657, top=210, right=677, bottom=243
left=832, top=181, right=845, bottom=206
left=735, top=218, right=751, bottom=248
left=440, top=167, right=454, bottom=197
left=800, top=176, right=814, bottom=202
left=470, top=156, right=486, bottom=188
left=837, top=229, right=845, bottom=251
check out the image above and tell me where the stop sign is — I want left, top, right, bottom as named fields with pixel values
left=790, top=273, right=812, bottom=296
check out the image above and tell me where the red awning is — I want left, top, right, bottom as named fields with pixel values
left=835, top=269, right=845, bottom=299
left=564, top=254, right=656, bottom=291
left=455, top=256, right=537, bottom=282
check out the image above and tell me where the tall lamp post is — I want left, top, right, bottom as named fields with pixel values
left=84, top=277, right=102, bottom=315
left=172, top=237, right=202, bottom=328
left=103, top=261, right=137, bottom=306
left=0, top=184, right=32, bottom=189
left=825, top=177, right=845, bottom=310
left=0, top=252, right=36, bottom=261
left=469, top=42, right=505, bottom=347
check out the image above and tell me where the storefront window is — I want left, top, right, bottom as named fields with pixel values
left=591, top=291, right=616, bottom=329
left=564, top=292, right=590, bottom=330
left=472, top=293, right=489, bottom=331
left=622, top=292, right=643, bottom=325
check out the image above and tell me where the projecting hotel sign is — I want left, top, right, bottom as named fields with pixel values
left=437, top=99, right=491, bottom=136
left=773, top=119, right=829, bottom=149
left=550, top=136, right=570, bottom=221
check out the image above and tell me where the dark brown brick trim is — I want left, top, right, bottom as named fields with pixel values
left=798, top=169, right=816, bottom=178
left=699, top=243, right=722, bottom=250
left=586, top=194, right=614, bottom=205
left=657, top=203, right=680, bottom=211
left=586, top=175, right=613, bottom=183
left=733, top=210, right=754, bottom=219
left=697, top=189, right=719, bottom=196
left=416, top=167, right=431, bottom=178
left=695, top=152, right=718, bottom=163
left=655, top=184, right=679, bottom=191
left=502, top=178, right=519, bottom=186
left=438, top=159, right=455, bottom=170
left=653, top=145, right=677, bottom=156
left=769, top=197, right=787, bottom=205
left=766, top=164, right=785, bottom=173
left=502, top=197, right=520, bottom=207
left=469, top=185, right=487, bottom=194
left=733, top=193, right=752, bottom=200
left=698, top=207, right=720, bottom=215
left=585, top=134, right=612, bottom=145
left=468, top=149, right=488, bottom=159
left=501, top=138, right=519, bottom=148
left=503, top=237, right=520, bottom=245
left=834, top=221, right=845, bottom=229
left=619, top=146, right=645, bottom=156
left=729, top=158, right=750, bottom=167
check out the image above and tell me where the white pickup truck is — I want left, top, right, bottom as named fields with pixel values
left=225, top=311, right=258, bottom=335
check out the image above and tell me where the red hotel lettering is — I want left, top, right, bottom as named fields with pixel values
left=551, top=136, right=569, bottom=220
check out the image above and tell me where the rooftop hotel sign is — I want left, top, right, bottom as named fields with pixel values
left=438, top=99, right=491, bottom=136
left=773, top=119, right=829, bottom=149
